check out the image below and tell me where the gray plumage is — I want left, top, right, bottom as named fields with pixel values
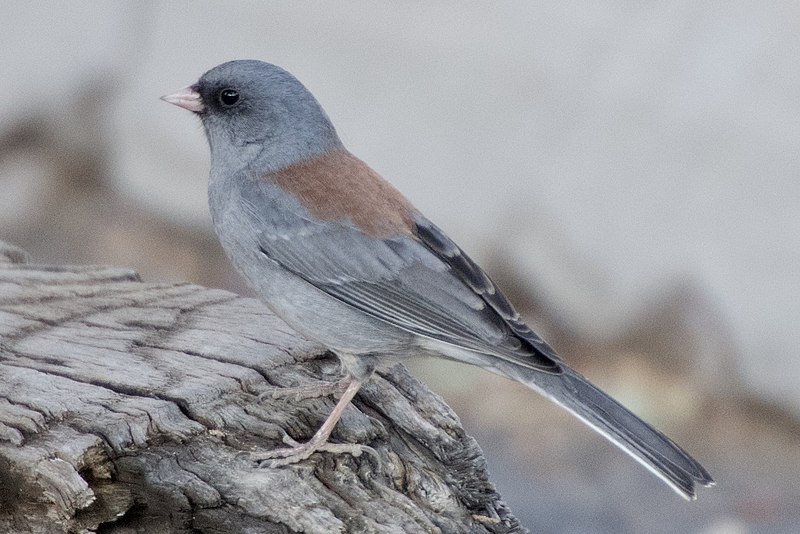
left=163, top=59, right=713, bottom=500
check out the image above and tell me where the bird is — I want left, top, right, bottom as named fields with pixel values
left=162, top=59, right=713, bottom=500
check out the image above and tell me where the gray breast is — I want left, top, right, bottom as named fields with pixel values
left=207, top=171, right=415, bottom=357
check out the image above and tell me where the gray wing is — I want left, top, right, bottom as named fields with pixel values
left=247, top=192, right=559, bottom=372
left=413, top=217, right=561, bottom=366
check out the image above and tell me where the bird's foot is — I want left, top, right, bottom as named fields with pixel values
left=254, top=434, right=378, bottom=468
left=259, top=378, right=349, bottom=402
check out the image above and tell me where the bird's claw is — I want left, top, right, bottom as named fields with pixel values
left=258, top=378, right=350, bottom=403
left=253, top=434, right=380, bottom=469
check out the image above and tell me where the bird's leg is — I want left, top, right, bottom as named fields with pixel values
left=255, top=373, right=377, bottom=468
left=259, top=376, right=350, bottom=402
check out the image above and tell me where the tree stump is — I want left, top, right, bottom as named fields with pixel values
left=0, top=241, right=522, bottom=533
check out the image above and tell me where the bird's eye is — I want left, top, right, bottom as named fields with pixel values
left=218, top=88, right=240, bottom=107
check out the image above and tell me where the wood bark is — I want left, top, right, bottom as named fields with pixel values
left=0, top=241, right=523, bottom=533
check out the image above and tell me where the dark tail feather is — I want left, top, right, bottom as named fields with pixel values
left=500, top=362, right=714, bottom=499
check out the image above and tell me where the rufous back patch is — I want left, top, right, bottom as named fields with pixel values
left=265, top=150, right=415, bottom=238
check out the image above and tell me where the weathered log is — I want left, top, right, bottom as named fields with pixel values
left=0, top=241, right=522, bottom=533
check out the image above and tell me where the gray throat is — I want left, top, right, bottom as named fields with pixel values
left=206, top=116, right=343, bottom=179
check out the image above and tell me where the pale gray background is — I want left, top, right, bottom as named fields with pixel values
left=2, top=2, right=799, bottom=532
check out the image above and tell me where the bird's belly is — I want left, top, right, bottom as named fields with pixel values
left=209, top=178, right=415, bottom=357
left=243, top=256, right=413, bottom=356
left=213, top=227, right=411, bottom=356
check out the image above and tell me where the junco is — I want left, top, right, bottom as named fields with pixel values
left=162, top=60, right=713, bottom=499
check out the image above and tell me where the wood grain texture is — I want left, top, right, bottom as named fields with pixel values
left=0, top=241, right=522, bottom=533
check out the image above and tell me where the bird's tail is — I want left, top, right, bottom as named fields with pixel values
left=496, top=361, right=714, bottom=499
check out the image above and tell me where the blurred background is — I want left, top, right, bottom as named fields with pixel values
left=2, top=2, right=799, bottom=532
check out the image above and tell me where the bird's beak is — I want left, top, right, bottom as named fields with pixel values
left=161, top=85, right=205, bottom=113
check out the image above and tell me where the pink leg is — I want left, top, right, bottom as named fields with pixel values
left=256, top=374, right=376, bottom=468
left=259, top=377, right=350, bottom=402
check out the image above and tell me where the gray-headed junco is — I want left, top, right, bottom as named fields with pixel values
left=162, top=60, right=713, bottom=499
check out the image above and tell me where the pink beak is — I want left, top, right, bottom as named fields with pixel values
left=161, top=85, right=205, bottom=113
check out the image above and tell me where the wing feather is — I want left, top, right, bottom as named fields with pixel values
left=253, top=199, right=559, bottom=371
